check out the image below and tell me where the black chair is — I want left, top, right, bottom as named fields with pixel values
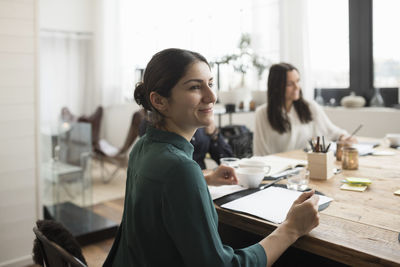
left=33, top=226, right=87, bottom=267
left=221, top=125, right=253, bottom=158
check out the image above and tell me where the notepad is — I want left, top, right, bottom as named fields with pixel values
left=340, top=183, right=368, bottom=192
left=221, top=187, right=332, bottom=224
left=345, top=177, right=372, bottom=185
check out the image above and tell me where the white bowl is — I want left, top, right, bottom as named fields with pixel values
left=386, top=133, right=400, bottom=146
left=236, top=167, right=265, bottom=188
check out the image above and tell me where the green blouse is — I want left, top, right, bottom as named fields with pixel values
left=105, top=126, right=267, bottom=267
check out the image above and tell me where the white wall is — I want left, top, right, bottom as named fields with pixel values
left=324, top=107, right=400, bottom=138
left=39, top=0, right=94, bottom=32
left=0, top=0, right=39, bottom=266
left=218, top=106, right=400, bottom=138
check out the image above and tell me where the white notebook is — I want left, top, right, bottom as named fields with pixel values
left=251, top=155, right=307, bottom=176
left=221, top=186, right=332, bottom=224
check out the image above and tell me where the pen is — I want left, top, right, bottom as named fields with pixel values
left=308, top=139, right=315, bottom=152
left=325, top=143, right=331, bottom=153
left=322, top=136, right=326, bottom=152
left=350, top=124, right=363, bottom=138
left=260, top=168, right=302, bottom=189
left=259, top=176, right=287, bottom=190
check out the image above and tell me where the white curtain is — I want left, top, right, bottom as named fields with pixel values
left=93, top=0, right=123, bottom=106
left=92, top=0, right=281, bottom=104
left=279, top=0, right=313, bottom=100
left=40, top=31, right=95, bottom=130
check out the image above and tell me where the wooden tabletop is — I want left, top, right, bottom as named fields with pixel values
left=216, top=140, right=400, bottom=266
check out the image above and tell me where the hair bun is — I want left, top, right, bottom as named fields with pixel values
left=134, top=82, right=151, bottom=110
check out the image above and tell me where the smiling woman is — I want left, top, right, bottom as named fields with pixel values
left=103, top=49, right=321, bottom=267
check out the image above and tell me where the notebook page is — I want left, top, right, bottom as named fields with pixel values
left=221, top=186, right=332, bottom=224
left=251, top=155, right=307, bottom=176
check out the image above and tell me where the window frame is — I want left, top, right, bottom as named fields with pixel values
left=316, top=0, right=398, bottom=107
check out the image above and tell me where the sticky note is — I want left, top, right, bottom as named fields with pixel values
left=340, top=183, right=367, bottom=192
left=345, top=177, right=372, bottom=185
left=394, top=190, right=400, bottom=196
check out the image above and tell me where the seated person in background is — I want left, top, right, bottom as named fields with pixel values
left=139, top=110, right=233, bottom=169
left=103, top=48, right=320, bottom=267
left=32, top=220, right=87, bottom=266
left=61, top=106, right=103, bottom=153
left=253, top=63, right=356, bottom=156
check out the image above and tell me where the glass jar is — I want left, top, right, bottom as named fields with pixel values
left=336, top=141, right=351, bottom=161
left=342, top=147, right=358, bottom=170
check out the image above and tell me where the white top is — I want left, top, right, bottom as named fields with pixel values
left=253, top=100, right=348, bottom=155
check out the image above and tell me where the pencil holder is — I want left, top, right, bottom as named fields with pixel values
left=307, top=151, right=334, bottom=180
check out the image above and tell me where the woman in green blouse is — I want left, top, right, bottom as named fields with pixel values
left=103, top=48, right=320, bottom=267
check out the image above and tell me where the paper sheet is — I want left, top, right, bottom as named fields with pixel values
left=208, top=185, right=246, bottom=200
left=221, top=186, right=332, bottom=224
left=331, top=142, right=375, bottom=156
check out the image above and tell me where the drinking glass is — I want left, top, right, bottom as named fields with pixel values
left=220, top=157, right=240, bottom=168
left=286, top=168, right=310, bottom=191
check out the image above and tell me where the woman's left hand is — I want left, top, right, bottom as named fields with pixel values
left=204, top=165, right=238, bottom=186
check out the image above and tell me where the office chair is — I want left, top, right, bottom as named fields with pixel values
left=32, top=220, right=87, bottom=267
left=60, top=106, right=146, bottom=183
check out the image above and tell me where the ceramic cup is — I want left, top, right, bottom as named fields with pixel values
left=236, top=167, right=265, bottom=188
left=238, top=159, right=271, bottom=175
left=385, top=133, right=400, bottom=147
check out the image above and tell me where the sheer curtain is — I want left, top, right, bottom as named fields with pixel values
left=118, top=0, right=258, bottom=96
left=93, top=0, right=123, bottom=106
left=91, top=0, right=281, bottom=103
left=279, top=0, right=312, bottom=100
left=40, top=31, right=95, bottom=130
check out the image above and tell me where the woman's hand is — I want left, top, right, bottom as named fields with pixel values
left=259, top=190, right=320, bottom=266
left=204, top=165, right=238, bottom=186
left=339, top=134, right=357, bottom=144
left=283, top=190, right=320, bottom=238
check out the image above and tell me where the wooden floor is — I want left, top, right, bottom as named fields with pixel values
left=27, top=198, right=124, bottom=267
left=81, top=198, right=124, bottom=266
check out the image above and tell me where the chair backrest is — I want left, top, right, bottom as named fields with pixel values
left=118, top=109, right=146, bottom=155
left=33, top=227, right=87, bottom=267
left=221, top=125, right=253, bottom=158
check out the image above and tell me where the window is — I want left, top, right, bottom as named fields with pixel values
left=308, top=0, right=349, bottom=89
left=373, top=0, right=400, bottom=88
left=119, top=0, right=280, bottom=101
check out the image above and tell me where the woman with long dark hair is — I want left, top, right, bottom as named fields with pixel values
left=254, top=63, right=353, bottom=155
left=103, top=50, right=320, bottom=266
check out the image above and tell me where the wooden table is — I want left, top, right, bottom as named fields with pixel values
left=216, top=142, right=400, bottom=266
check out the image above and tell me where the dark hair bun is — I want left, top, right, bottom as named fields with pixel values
left=134, top=82, right=151, bottom=111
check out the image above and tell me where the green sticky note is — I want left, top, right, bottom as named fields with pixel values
left=345, top=177, right=372, bottom=185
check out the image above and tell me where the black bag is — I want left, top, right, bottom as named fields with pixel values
left=220, top=125, right=253, bottom=158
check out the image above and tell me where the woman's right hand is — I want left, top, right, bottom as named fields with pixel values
left=283, top=190, right=320, bottom=238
